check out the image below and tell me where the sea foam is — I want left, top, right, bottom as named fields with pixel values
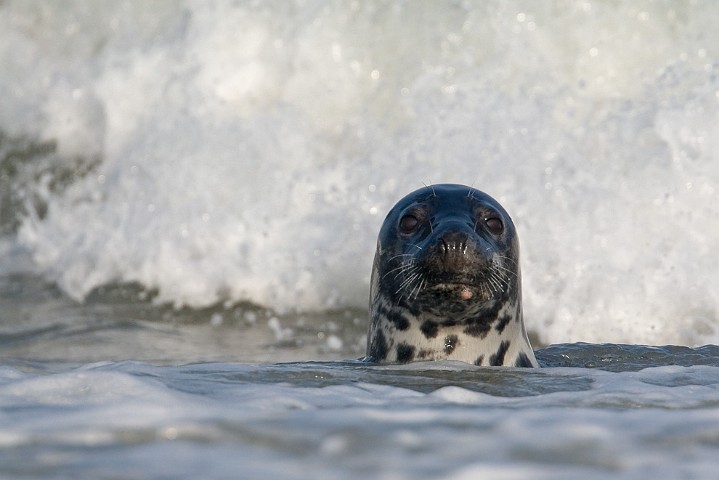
left=1, top=2, right=718, bottom=345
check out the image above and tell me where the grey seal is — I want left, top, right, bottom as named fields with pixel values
left=365, top=184, right=538, bottom=367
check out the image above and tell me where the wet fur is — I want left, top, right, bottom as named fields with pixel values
left=366, top=184, right=538, bottom=367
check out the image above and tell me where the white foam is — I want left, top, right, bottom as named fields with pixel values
left=2, top=2, right=719, bottom=344
left=3, top=362, right=719, bottom=479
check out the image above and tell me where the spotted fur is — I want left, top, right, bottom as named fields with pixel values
left=365, top=184, right=539, bottom=368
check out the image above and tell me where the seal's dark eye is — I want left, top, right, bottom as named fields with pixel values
left=399, top=214, right=420, bottom=234
left=484, top=217, right=504, bottom=235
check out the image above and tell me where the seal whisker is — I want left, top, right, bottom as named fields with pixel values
left=409, top=276, right=426, bottom=300
left=487, top=274, right=504, bottom=294
left=422, top=181, right=437, bottom=198
left=492, top=263, right=518, bottom=278
left=494, top=255, right=519, bottom=268
left=387, top=253, right=416, bottom=261
left=490, top=271, right=511, bottom=291
left=489, top=266, right=509, bottom=282
left=397, top=274, right=423, bottom=304
left=394, top=264, right=421, bottom=281
left=392, top=268, right=420, bottom=285
left=495, top=275, right=511, bottom=291
left=418, top=278, right=427, bottom=298
left=382, top=261, right=416, bottom=280
left=395, top=272, right=421, bottom=294
left=491, top=259, right=519, bottom=280
left=384, top=262, right=415, bottom=276
left=384, top=267, right=413, bottom=282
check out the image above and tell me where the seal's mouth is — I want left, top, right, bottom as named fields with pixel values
left=429, top=283, right=477, bottom=301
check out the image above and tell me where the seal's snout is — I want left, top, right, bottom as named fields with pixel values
left=433, top=227, right=475, bottom=272
left=438, top=230, right=468, bottom=255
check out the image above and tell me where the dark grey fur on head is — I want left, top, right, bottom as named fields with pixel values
left=366, top=184, right=538, bottom=367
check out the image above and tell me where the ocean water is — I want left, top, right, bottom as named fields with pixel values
left=2, top=1, right=719, bottom=478
left=3, top=348, right=719, bottom=479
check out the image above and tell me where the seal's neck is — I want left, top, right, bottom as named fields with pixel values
left=367, top=296, right=538, bottom=367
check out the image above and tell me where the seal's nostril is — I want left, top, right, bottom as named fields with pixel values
left=439, top=231, right=469, bottom=255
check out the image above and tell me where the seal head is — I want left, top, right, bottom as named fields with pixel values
left=366, top=184, right=538, bottom=367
